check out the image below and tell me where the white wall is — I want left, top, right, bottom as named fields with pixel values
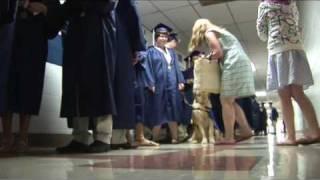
left=296, top=1, right=320, bottom=128
left=30, top=63, right=71, bottom=134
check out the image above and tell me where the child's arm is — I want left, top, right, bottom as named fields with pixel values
left=256, top=3, right=268, bottom=42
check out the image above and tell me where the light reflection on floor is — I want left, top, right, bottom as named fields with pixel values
left=0, top=134, right=320, bottom=180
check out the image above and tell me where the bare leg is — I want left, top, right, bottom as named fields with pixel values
left=152, top=125, right=161, bottom=142
left=14, top=113, right=31, bottom=152
left=135, top=123, right=145, bottom=141
left=278, top=86, right=296, bottom=145
left=234, top=103, right=253, bottom=137
left=0, top=113, right=14, bottom=151
left=19, top=113, right=31, bottom=143
left=135, top=123, right=158, bottom=146
left=168, top=121, right=178, bottom=143
left=219, top=96, right=236, bottom=143
left=291, top=85, right=320, bottom=141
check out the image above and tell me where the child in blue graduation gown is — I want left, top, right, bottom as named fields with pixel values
left=145, top=23, right=185, bottom=143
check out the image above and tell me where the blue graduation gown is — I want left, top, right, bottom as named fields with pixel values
left=0, top=0, right=17, bottom=113
left=180, top=67, right=194, bottom=125
left=133, top=51, right=152, bottom=124
left=7, top=0, right=61, bottom=115
left=112, top=0, right=146, bottom=129
left=145, top=47, right=184, bottom=127
left=60, top=1, right=118, bottom=118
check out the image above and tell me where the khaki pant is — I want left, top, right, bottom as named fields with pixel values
left=72, top=115, right=113, bottom=144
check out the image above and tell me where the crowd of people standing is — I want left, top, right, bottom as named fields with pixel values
left=0, top=0, right=319, bottom=154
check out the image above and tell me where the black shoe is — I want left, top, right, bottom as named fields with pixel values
left=56, top=140, right=89, bottom=154
left=111, top=143, right=138, bottom=150
left=87, top=140, right=110, bottom=153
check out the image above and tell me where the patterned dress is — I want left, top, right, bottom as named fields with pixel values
left=206, top=28, right=255, bottom=98
left=257, top=2, right=314, bottom=91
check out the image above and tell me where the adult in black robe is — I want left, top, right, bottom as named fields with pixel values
left=111, top=0, right=157, bottom=148
left=56, top=0, right=118, bottom=154
left=0, top=0, right=17, bottom=114
left=0, top=0, right=17, bottom=152
left=113, top=0, right=145, bottom=129
left=1, top=0, right=60, bottom=153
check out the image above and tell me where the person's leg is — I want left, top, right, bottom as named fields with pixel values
left=111, top=129, right=127, bottom=144
left=234, top=103, right=253, bottom=140
left=0, top=113, right=14, bottom=152
left=272, top=121, right=277, bottom=134
left=219, top=96, right=236, bottom=143
left=15, top=113, right=31, bottom=152
left=135, top=123, right=159, bottom=146
left=89, top=115, right=112, bottom=153
left=278, top=86, right=296, bottom=145
left=56, top=117, right=90, bottom=153
left=111, top=129, right=137, bottom=149
left=168, top=121, right=178, bottom=143
left=152, top=125, right=161, bottom=142
left=291, top=84, right=320, bottom=142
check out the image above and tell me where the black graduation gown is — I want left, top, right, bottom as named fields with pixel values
left=0, top=0, right=17, bottom=113
left=60, top=0, right=117, bottom=118
left=6, top=0, right=61, bottom=115
left=112, top=0, right=146, bottom=129
left=236, top=97, right=254, bottom=129
left=0, top=0, right=17, bottom=26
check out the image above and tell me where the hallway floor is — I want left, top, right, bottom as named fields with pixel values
left=0, top=135, right=319, bottom=180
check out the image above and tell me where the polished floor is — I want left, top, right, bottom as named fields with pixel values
left=0, top=135, right=320, bottom=180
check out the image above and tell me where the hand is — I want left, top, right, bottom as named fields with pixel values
left=132, top=58, right=138, bottom=65
left=132, top=52, right=139, bottom=65
left=178, top=83, right=184, bottom=91
left=27, top=2, right=48, bottom=15
left=149, top=86, right=155, bottom=93
left=23, top=0, right=30, bottom=8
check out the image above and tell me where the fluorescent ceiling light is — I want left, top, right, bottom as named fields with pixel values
left=255, top=91, right=267, bottom=97
left=251, top=62, right=256, bottom=72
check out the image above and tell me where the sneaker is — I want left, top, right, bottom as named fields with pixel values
left=56, top=140, right=89, bottom=154
left=87, top=140, right=110, bottom=153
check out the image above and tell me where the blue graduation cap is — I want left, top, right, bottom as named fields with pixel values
left=168, top=32, right=180, bottom=42
left=153, top=23, right=173, bottom=34
left=152, top=23, right=173, bottom=45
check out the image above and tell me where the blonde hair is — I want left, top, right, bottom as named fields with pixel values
left=188, top=19, right=224, bottom=52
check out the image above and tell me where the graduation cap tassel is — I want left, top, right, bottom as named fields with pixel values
left=152, top=29, right=155, bottom=46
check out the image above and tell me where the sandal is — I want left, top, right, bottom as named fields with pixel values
left=135, top=139, right=159, bottom=147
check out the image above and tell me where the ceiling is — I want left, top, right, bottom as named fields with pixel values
left=136, top=0, right=268, bottom=92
